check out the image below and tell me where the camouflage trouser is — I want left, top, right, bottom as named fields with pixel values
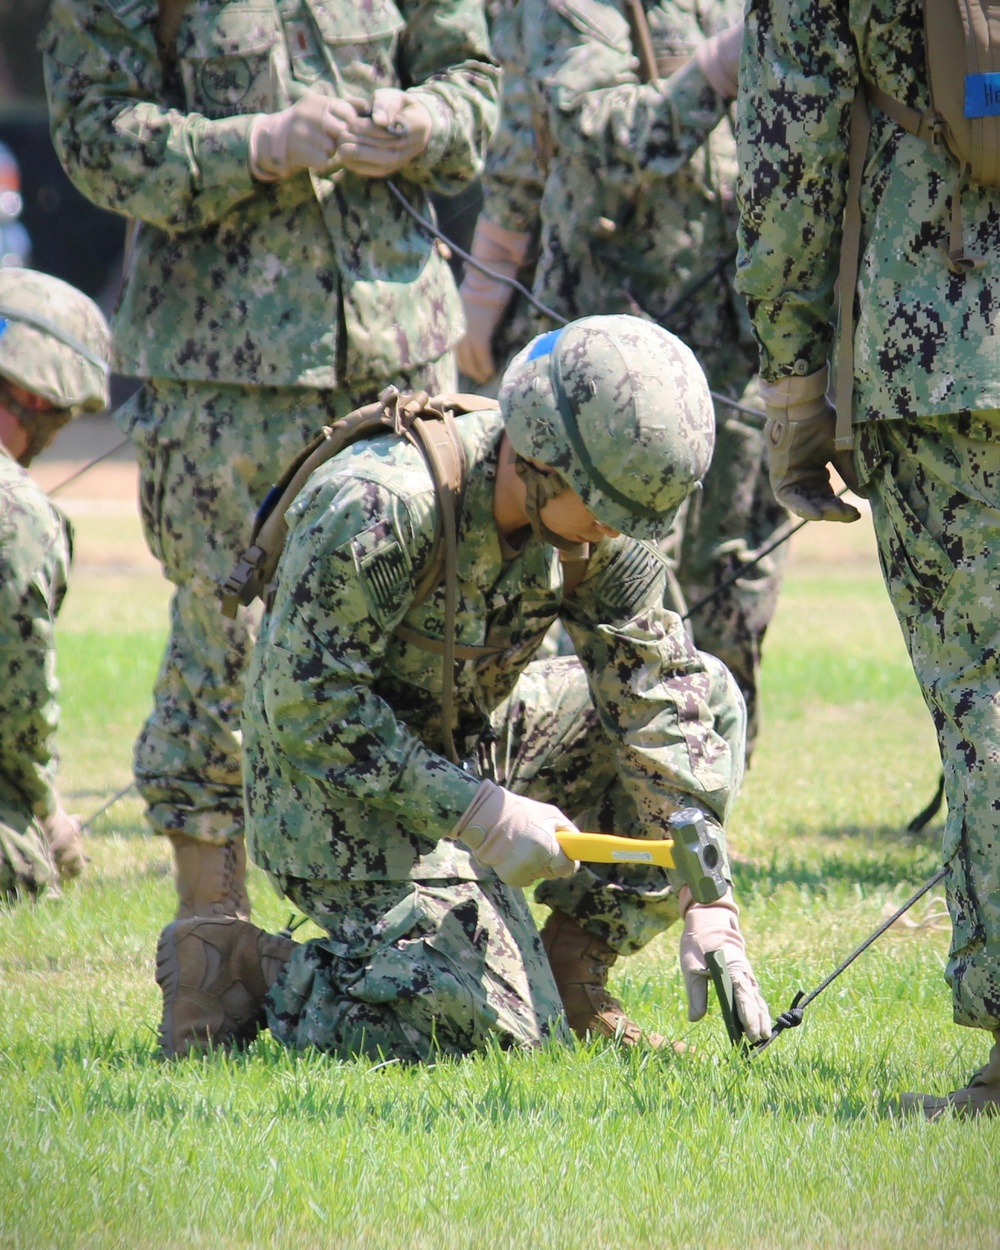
left=676, top=374, right=790, bottom=758
left=265, top=877, right=568, bottom=1061
left=858, top=412, right=1000, bottom=1033
left=264, top=653, right=743, bottom=1060
left=116, top=359, right=456, bottom=847
left=0, top=800, right=57, bottom=903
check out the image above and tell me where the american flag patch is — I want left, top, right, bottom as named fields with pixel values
left=355, top=539, right=410, bottom=622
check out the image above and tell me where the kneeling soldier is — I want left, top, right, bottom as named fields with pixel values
left=157, top=315, right=771, bottom=1059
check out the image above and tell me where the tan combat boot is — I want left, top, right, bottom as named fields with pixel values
left=169, top=833, right=251, bottom=920
left=156, top=916, right=296, bottom=1058
left=540, top=909, right=668, bottom=1048
left=900, top=1030, right=1000, bottom=1119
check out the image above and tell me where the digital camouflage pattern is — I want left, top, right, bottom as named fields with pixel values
left=857, top=416, right=1000, bottom=1032
left=120, top=363, right=456, bottom=847
left=41, top=0, right=495, bottom=850
left=490, top=0, right=746, bottom=345
left=0, top=446, right=71, bottom=901
left=43, top=0, right=498, bottom=388
left=499, top=317, right=715, bottom=542
left=737, top=0, right=1000, bottom=1031
left=736, top=0, right=1000, bottom=415
left=477, top=0, right=789, bottom=751
left=264, top=876, right=569, bottom=1060
left=244, top=407, right=746, bottom=1052
left=0, top=269, right=110, bottom=413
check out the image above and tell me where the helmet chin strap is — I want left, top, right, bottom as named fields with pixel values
left=0, top=383, right=71, bottom=466
left=514, top=456, right=589, bottom=560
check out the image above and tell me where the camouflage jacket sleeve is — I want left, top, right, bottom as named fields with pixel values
left=477, top=2, right=545, bottom=237
left=43, top=0, right=261, bottom=234
left=734, top=0, right=858, bottom=379
left=0, top=462, right=71, bottom=820
left=395, top=0, right=501, bottom=194
left=255, top=463, right=481, bottom=842
left=479, top=62, right=546, bottom=237
left=523, top=0, right=736, bottom=188
left=561, top=537, right=745, bottom=873
left=42, top=0, right=497, bottom=234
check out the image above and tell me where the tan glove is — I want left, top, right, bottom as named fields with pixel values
left=335, top=88, right=434, bottom=178
left=450, top=779, right=577, bottom=888
left=694, top=22, right=743, bottom=102
left=40, top=805, right=86, bottom=882
left=760, top=368, right=862, bottom=523
left=679, top=887, right=771, bottom=1043
left=456, top=218, right=532, bottom=384
left=249, top=94, right=358, bottom=181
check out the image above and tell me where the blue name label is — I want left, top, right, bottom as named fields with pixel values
left=966, top=73, right=1000, bottom=118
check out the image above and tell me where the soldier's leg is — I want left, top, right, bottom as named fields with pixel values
left=261, top=877, right=567, bottom=1061
left=859, top=415, right=1000, bottom=1115
left=489, top=654, right=746, bottom=1042
left=676, top=376, right=790, bottom=759
left=119, top=380, right=326, bottom=919
left=0, top=803, right=59, bottom=904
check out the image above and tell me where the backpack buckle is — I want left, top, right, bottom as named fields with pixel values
left=219, top=543, right=267, bottom=619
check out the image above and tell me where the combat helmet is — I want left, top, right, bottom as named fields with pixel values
left=499, top=315, right=714, bottom=544
left=0, top=268, right=110, bottom=414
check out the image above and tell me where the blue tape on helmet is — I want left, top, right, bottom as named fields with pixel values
left=0, top=317, right=7, bottom=337
left=526, top=329, right=561, bottom=361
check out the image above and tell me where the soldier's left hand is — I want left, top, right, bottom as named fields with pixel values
left=40, top=805, right=86, bottom=881
left=337, top=88, right=433, bottom=178
left=679, top=888, right=771, bottom=1042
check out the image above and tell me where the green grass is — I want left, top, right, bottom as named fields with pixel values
left=2, top=513, right=996, bottom=1250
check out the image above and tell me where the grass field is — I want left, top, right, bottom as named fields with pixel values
left=2, top=453, right=996, bottom=1250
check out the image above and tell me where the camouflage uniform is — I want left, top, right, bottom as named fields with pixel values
left=0, top=268, right=110, bottom=903
left=245, top=405, right=745, bottom=1059
left=475, top=0, right=789, bottom=751
left=42, top=1, right=498, bottom=869
left=0, top=446, right=71, bottom=901
left=736, top=0, right=1000, bottom=1033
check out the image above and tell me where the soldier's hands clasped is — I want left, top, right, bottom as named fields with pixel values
left=760, top=368, right=862, bottom=523
left=451, top=780, right=577, bottom=888
left=336, top=88, right=434, bottom=178
left=249, top=93, right=358, bottom=180
left=679, top=888, right=772, bottom=1043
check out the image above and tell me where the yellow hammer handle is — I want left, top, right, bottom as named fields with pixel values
left=557, top=830, right=675, bottom=869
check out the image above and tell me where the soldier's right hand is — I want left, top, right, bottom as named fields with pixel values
left=249, top=94, right=359, bottom=181
left=760, top=368, right=862, bottom=523
left=450, top=780, right=577, bottom=888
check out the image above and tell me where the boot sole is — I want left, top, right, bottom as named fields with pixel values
left=155, top=924, right=184, bottom=1059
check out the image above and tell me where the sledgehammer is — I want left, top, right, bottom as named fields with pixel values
left=556, top=808, right=748, bottom=1048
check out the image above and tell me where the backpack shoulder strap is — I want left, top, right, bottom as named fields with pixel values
left=218, top=387, right=495, bottom=765
left=219, top=396, right=396, bottom=618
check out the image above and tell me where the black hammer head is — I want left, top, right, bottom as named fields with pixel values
left=667, top=807, right=729, bottom=903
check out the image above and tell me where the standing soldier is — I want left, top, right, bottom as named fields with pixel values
left=42, top=0, right=498, bottom=922
left=156, top=315, right=771, bottom=1058
left=737, top=0, right=1000, bottom=1116
left=456, top=0, right=789, bottom=757
left=0, top=269, right=111, bottom=902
